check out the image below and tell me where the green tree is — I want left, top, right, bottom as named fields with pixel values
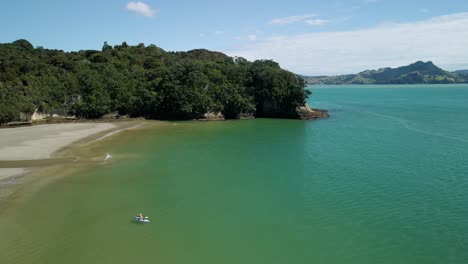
left=0, top=39, right=313, bottom=123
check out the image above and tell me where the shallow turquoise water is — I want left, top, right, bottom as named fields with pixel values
left=1, top=84, right=468, bottom=263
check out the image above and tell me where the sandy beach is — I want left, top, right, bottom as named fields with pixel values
left=0, top=123, right=116, bottom=181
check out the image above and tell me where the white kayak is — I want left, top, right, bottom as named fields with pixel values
left=134, top=214, right=150, bottom=223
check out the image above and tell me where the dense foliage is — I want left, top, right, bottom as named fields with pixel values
left=304, top=61, right=468, bottom=85
left=0, top=40, right=309, bottom=124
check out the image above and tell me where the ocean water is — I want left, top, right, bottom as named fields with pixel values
left=1, top=84, right=468, bottom=263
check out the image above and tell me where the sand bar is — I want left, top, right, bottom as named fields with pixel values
left=0, top=123, right=116, bottom=180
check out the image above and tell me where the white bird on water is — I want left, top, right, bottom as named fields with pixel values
left=104, top=153, right=112, bottom=161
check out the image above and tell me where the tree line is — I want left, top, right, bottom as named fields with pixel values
left=0, top=39, right=310, bottom=124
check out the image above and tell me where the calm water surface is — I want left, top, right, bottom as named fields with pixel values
left=1, top=84, right=468, bottom=263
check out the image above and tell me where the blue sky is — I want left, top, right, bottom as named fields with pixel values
left=2, top=0, right=468, bottom=75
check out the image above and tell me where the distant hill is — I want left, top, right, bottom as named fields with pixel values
left=454, top=69, right=468, bottom=76
left=304, top=61, right=468, bottom=85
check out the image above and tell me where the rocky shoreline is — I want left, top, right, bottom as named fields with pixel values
left=2, top=104, right=328, bottom=127
left=296, top=104, right=330, bottom=120
left=191, top=104, right=329, bottom=121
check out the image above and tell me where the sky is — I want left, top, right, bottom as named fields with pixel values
left=2, top=0, right=468, bottom=75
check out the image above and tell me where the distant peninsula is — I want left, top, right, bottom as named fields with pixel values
left=0, top=40, right=327, bottom=125
left=303, top=61, right=468, bottom=85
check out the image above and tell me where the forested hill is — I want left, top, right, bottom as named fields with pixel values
left=0, top=39, right=314, bottom=124
left=304, top=61, right=468, bottom=85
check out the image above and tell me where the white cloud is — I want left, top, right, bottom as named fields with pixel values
left=248, top=34, right=257, bottom=41
left=232, top=35, right=258, bottom=41
left=227, top=12, right=468, bottom=75
left=305, top=18, right=330, bottom=26
left=126, top=2, right=157, bottom=17
left=214, top=30, right=225, bottom=35
left=269, top=14, right=316, bottom=25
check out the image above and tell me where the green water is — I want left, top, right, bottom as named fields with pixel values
left=1, top=84, right=468, bottom=263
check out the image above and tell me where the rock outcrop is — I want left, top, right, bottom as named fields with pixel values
left=237, top=112, right=255, bottom=119
left=200, top=112, right=225, bottom=121
left=296, top=104, right=329, bottom=120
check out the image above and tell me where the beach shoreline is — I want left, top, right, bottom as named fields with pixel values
left=0, top=122, right=144, bottom=182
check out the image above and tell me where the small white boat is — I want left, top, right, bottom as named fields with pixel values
left=134, top=213, right=150, bottom=223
